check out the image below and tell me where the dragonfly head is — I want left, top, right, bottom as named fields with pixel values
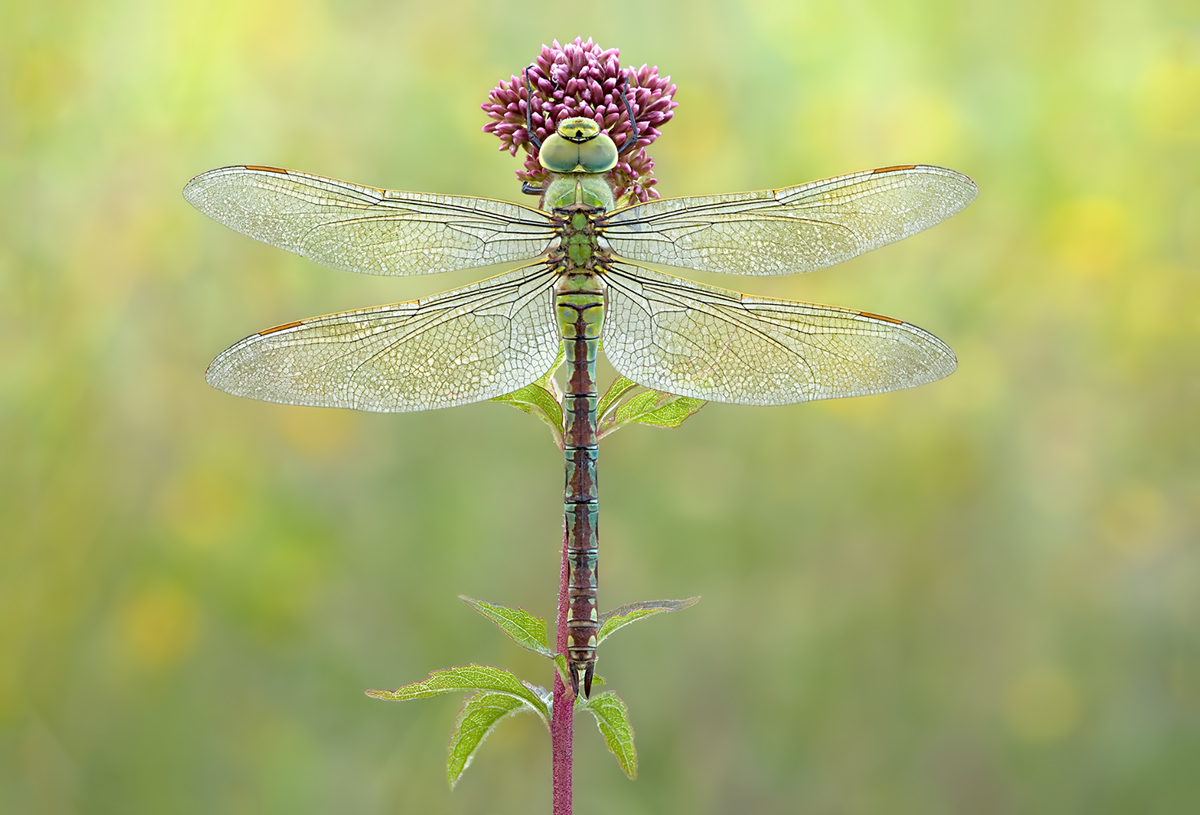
left=538, top=117, right=619, bottom=174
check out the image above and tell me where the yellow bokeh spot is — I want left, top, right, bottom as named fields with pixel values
left=1006, top=667, right=1082, bottom=742
left=118, top=582, right=201, bottom=670
left=1047, top=197, right=1132, bottom=278
left=883, top=88, right=963, bottom=160
left=1137, top=52, right=1200, bottom=142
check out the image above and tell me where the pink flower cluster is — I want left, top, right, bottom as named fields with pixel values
left=481, top=38, right=677, bottom=202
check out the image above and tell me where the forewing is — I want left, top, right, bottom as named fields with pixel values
left=184, top=165, right=554, bottom=275
left=207, top=265, right=560, bottom=412
left=604, top=164, right=976, bottom=275
left=602, top=263, right=956, bottom=405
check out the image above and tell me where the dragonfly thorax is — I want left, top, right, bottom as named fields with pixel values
left=543, top=174, right=615, bottom=212
left=550, top=203, right=610, bottom=272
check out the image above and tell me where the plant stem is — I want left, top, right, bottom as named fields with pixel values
left=552, top=524, right=573, bottom=815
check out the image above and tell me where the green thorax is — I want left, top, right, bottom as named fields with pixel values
left=543, top=173, right=616, bottom=213
left=552, top=200, right=608, bottom=322
left=545, top=148, right=614, bottom=277
left=549, top=193, right=607, bottom=354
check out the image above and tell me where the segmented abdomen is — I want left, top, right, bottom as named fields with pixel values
left=555, top=273, right=604, bottom=697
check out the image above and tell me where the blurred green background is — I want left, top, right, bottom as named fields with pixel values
left=2, top=0, right=1197, bottom=813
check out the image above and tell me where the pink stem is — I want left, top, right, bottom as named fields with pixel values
left=551, top=524, right=573, bottom=815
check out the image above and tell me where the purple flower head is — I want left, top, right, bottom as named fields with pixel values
left=481, top=37, right=677, bottom=203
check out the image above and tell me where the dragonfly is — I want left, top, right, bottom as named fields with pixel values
left=185, top=98, right=976, bottom=698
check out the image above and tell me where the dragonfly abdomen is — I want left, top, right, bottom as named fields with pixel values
left=555, top=271, right=605, bottom=698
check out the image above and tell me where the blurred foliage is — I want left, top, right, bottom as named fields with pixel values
left=1, top=0, right=1197, bottom=813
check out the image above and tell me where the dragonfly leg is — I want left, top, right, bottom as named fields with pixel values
left=523, top=67, right=543, bottom=150
left=615, top=74, right=639, bottom=157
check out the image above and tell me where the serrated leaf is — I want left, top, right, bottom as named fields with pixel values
left=599, top=388, right=706, bottom=439
left=579, top=692, right=637, bottom=779
left=490, top=348, right=565, bottom=446
left=612, top=389, right=673, bottom=423
left=630, top=395, right=706, bottom=429
left=460, top=596, right=552, bottom=657
left=490, top=382, right=562, bottom=421
left=366, top=665, right=548, bottom=721
left=447, top=691, right=534, bottom=788
left=597, top=597, right=701, bottom=645
left=597, top=375, right=640, bottom=422
left=489, top=383, right=564, bottom=445
left=618, top=390, right=704, bottom=426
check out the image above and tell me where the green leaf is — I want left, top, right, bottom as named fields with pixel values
left=460, top=596, right=552, bottom=657
left=447, top=691, right=534, bottom=788
left=579, top=692, right=637, bottom=779
left=597, top=375, right=640, bottom=422
left=598, top=386, right=707, bottom=439
left=366, top=665, right=548, bottom=721
left=597, top=597, right=701, bottom=646
left=489, top=383, right=564, bottom=446
left=612, top=389, right=674, bottom=424
left=617, top=390, right=705, bottom=427
left=629, top=395, right=706, bottom=429
left=490, top=347, right=565, bottom=447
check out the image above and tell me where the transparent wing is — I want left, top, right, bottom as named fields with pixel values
left=207, top=265, right=560, bottom=412
left=604, top=164, right=976, bottom=275
left=184, top=165, right=555, bottom=275
left=602, top=262, right=956, bottom=405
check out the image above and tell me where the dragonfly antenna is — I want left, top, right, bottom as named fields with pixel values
left=523, top=68, right=542, bottom=151
left=616, top=74, right=639, bottom=157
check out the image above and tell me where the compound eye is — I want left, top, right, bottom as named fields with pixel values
left=574, top=134, right=618, bottom=173
left=538, top=132, right=579, bottom=173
